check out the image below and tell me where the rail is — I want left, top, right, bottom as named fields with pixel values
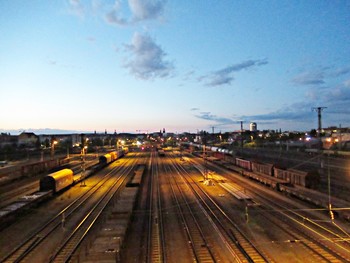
left=172, top=155, right=269, bottom=262
left=1, top=158, right=136, bottom=263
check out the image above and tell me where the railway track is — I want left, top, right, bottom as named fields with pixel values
left=1, top=157, right=136, bottom=263
left=0, top=159, right=98, bottom=208
left=250, top=190, right=350, bottom=262
left=0, top=181, right=38, bottom=207
left=146, top=152, right=166, bottom=263
left=189, top=153, right=350, bottom=262
left=165, top=159, right=218, bottom=262
left=168, top=153, right=269, bottom=262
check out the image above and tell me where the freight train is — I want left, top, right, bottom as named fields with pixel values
left=40, top=168, right=74, bottom=192
left=0, top=157, right=70, bottom=185
left=183, top=142, right=320, bottom=189
left=182, top=143, right=350, bottom=222
left=0, top=150, right=126, bottom=228
left=234, top=157, right=319, bottom=189
left=40, top=149, right=125, bottom=193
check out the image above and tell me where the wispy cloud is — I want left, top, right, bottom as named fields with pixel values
left=291, top=71, right=325, bottom=86
left=241, top=102, right=314, bottom=122
left=235, top=78, right=350, bottom=129
left=201, top=59, right=268, bottom=87
left=195, top=112, right=238, bottom=125
left=291, top=66, right=350, bottom=87
left=344, top=79, right=350, bottom=88
left=192, top=100, right=331, bottom=131
left=123, top=32, right=174, bottom=79
left=331, top=67, right=350, bottom=78
left=86, top=36, right=96, bottom=42
left=287, top=65, right=350, bottom=126
left=67, top=0, right=85, bottom=18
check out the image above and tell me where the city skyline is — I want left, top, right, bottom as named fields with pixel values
left=1, top=1, right=350, bottom=134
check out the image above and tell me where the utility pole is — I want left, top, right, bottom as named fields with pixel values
left=312, top=107, right=327, bottom=137
left=80, top=134, right=86, bottom=187
left=339, top=124, right=342, bottom=150
left=240, top=121, right=244, bottom=152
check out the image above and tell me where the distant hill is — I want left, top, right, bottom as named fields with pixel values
left=0, top=128, right=92, bottom=135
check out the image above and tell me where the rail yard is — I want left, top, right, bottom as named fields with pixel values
left=0, top=147, right=350, bottom=262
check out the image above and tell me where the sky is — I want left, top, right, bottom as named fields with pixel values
left=1, top=0, right=350, bottom=135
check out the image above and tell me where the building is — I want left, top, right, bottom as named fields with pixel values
left=0, top=133, right=18, bottom=148
left=18, top=132, right=38, bottom=147
left=250, top=122, right=257, bottom=132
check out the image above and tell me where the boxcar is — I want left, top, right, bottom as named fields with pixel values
left=110, top=151, right=117, bottom=161
left=273, top=167, right=319, bottom=188
left=40, top=169, right=74, bottom=192
left=99, top=154, right=112, bottom=165
left=251, top=161, right=274, bottom=176
left=235, top=158, right=252, bottom=171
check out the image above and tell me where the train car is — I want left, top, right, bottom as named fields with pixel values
left=122, top=147, right=129, bottom=154
left=289, top=169, right=319, bottom=188
left=110, top=151, right=117, bottom=161
left=251, top=161, right=274, bottom=176
left=244, top=170, right=285, bottom=189
left=99, top=154, right=112, bottom=165
left=273, top=167, right=319, bottom=188
left=273, top=167, right=286, bottom=181
left=98, top=150, right=125, bottom=166
left=116, top=149, right=124, bottom=158
left=210, top=146, right=219, bottom=152
left=40, top=169, right=74, bottom=192
left=235, top=158, right=252, bottom=171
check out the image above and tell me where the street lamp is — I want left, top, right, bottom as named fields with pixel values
left=51, top=139, right=58, bottom=160
left=80, top=138, right=88, bottom=187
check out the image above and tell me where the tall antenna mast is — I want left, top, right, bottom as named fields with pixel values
left=312, top=107, right=327, bottom=137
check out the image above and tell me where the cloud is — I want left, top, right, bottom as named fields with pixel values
left=332, top=67, right=350, bottom=77
left=48, top=60, right=57, bottom=66
left=291, top=66, right=350, bottom=87
left=325, top=85, right=350, bottom=104
left=291, top=71, right=325, bottom=86
left=195, top=112, right=237, bottom=126
left=344, top=79, right=350, bottom=87
left=123, top=32, right=174, bottom=79
left=129, top=0, right=166, bottom=21
left=105, top=1, right=128, bottom=26
left=193, top=101, right=317, bottom=131
left=67, top=0, right=85, bottom=18
left=87, top=36, right=96, bottom=42
left=192, top=62, right=350, bottom=130
left=182, top=70, right=196, bottom=81
left=202, top=59, right=268, bottom=87
left=242, top=103, right=314, bottom=122
left=105, top=0, right=166, bottom=26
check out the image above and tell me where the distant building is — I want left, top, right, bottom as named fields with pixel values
left=18, top=132, right=38, bottom=147
left=0, top=133, right=18, bottom=148
left=250, top=122, right=257, bottom=132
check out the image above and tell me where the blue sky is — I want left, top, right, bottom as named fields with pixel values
left=1, top=1, right=350, bottom=135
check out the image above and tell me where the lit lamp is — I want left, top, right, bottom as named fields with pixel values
left=51, top=140, right=58, bottom=160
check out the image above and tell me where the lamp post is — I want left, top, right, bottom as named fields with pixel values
left=80, top=137, right=88, bottom=187
left=51, top=139, right=58, bottom=160
left=80, top=147, right=86, bottom=187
